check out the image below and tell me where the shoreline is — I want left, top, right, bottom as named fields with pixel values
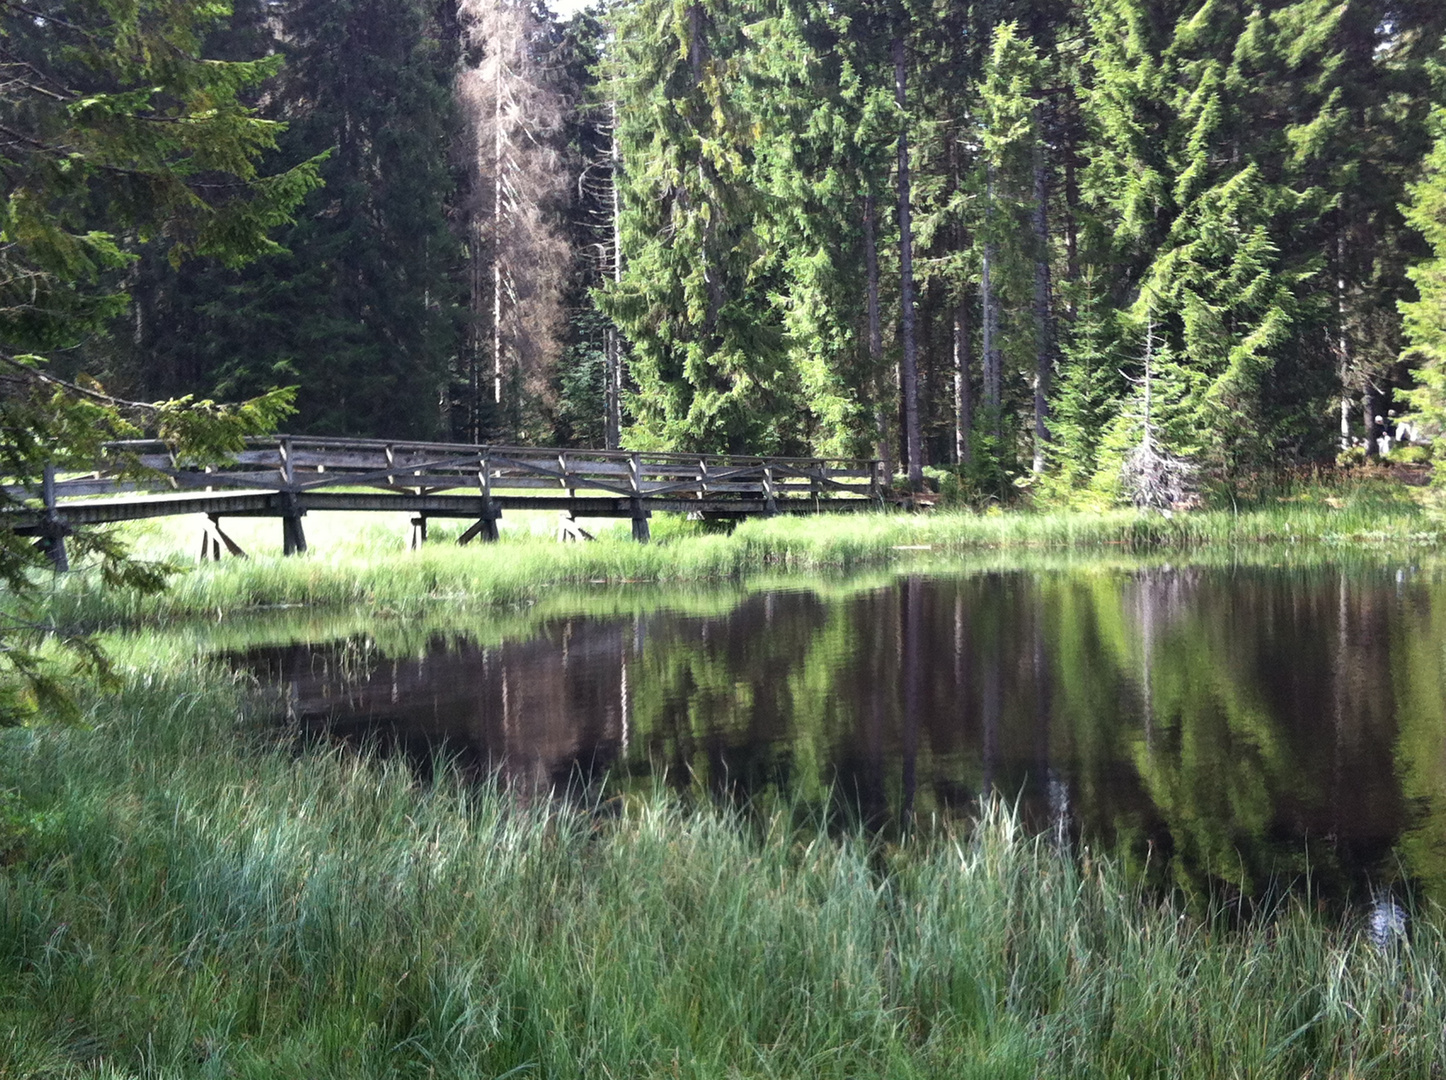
left=40, top=496, right=1445, bottom=626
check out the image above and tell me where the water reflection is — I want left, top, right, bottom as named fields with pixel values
left=238, top=563, right=1446, bottom=903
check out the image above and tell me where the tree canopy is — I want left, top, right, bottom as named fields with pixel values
left=7, top=0, right=1444, bottom=500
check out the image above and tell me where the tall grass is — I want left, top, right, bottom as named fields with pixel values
left=42, top=485, right=1444, bottom=626
left=3, top=657, right=1446, bottom=1077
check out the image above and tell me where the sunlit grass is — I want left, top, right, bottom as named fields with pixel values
left=38, top=482, right=1440, bottom=628
left=2, top=655, right=1445, bottom=1077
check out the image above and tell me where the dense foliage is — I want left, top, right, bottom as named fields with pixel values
left=0, top=0, right=319, bottom=719
left=30, top=0, right=1446, bottom=497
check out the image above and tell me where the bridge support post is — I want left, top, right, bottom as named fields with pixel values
left=763, top=464, right=778, bottom=516
left=279, top=493, right=307, bottom=556
left=458, top=512, right=500, bottom=545
left=630, top=499, right=651, bottom=543
left=410, top=516, right=428, bottom=550
left=199, top=514, right=246, bottom=563
left=459, top=456, right=501, bottom=544
left=278, top=443, right=307, bottom=556
left=37, top=462, right=70, bottom=572
left=282, top=514, right=307, bottom=556
left=628, top=453, right=650, bottom=542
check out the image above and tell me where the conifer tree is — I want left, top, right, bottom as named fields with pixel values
left=1079, top=0, right=1339, bottom=483
left=0, top=0, right=314, bottom=717
left=743, top=0, right=890, bottom=459
left=1401, top=103, right=1446, bottom=465
left=1048, top=269, right=1121, bottom=493
left=598, top=0, right=798, bottom=454
left=105, top=0, right=463, bottom=439
left=976, top=23, right=1043, bottom=461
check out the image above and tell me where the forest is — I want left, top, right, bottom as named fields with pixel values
left=27, top=0, right=1446, bottom=502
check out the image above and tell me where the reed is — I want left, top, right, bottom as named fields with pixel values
left=43, top=486, right=1442, bottom=626
left=2, top=656, right=1445, bottom=1078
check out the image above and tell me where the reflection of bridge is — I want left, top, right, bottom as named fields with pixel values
left=12, top=435, right=882, bottom=568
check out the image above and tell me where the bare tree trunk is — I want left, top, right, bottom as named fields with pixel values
left=893, top=34, right=922, bottom=491
left=1336, top=230, right=1350, bottom=453
left=954, top=291, right=972, bottom=466
left=605, top=100, right=623, bottom=450
left=492, top=56, right=505, bottom=414
left=948, top=135, right=972, bottom=469
left=469, top=216, right=485, bottom=442
left=981, top=164, right=1001, bottom=441
left=864, top=192, right=893, bottom=485
left=687, top=3, right=705, bottom=85
left=1062, top=98, right=1080, bottom=297
left=459, top=0, right=570, bottom=444
left=1031, top=105, right=1053, bottom=475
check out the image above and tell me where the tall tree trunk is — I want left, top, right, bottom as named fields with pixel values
left=948, top=134, right=972, bottom=468
left=981, top=164, right=1001, bottom=441
left=954, top=290, right=972, bottom=466
left=469, top=216, right=485, bottom=442
left=492, top=56, right=505, bottom=414
left=1031, top=105, right=1053, bottom=475
left=893, top=34, right=923, bottom=491
left=1364, top=382, right=1381, bottom=458
left=1062, top=97, right=1080, bottom=297
left=686, top=4, right=725, bottom=336
left=1336, top=230, right=1350, bottom=453
left=864, top=192, right=893, bottom=484
left=605, top=100, right=623, bottom=450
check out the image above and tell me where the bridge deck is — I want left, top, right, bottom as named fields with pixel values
left=8, top=436, right=883, bottom=566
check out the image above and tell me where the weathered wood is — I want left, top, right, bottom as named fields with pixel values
left=458, top=514, right=500, bottom=545
left=556, top=512, right=594, bottom=542
left=199, top=514, right=246, bottom=562
left=12, top=438, right=879, bottom=556
left=39, top=462, right=69, bottom=571
left=280, top=488, right=306, bottom=555
left=631, top=509, right=650, bottom=543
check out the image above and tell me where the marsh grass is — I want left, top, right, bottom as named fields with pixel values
left=42, top=480, right=1444, bottom=627
left=3, top=657, right=1446, bottom=1077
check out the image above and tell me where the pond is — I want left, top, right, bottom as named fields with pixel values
left=227, top=557, right=1446, bottom=905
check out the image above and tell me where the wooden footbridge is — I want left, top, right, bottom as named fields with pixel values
left=11, top=435, right=883, bottom=568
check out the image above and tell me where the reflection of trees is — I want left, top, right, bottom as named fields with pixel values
left=250, top=563, right=1437, bottom=901
left=1102, top=568, right=1405, bottom=902
left=620, top=590, right=838, bottom=808
left=1390, top=582, right=1446, bottom=902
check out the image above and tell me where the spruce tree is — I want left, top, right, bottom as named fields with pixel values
left=599, top=0, right=798, bottom=454
left=112, top=0, right=463, bottom=439
left=976, top=23, right=1043, bottom=464
left=1401, top=103, right=1446, bottom=466
left=1079, top=0, right=1342, bottom=484
left=1048, top=269, right=1121, bottom=495
left=743, top=0, right=891, bottom=458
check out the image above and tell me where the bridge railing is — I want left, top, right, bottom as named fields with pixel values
left=33, top=436, right=882, bottom=505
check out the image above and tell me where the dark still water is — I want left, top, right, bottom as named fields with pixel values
left=237, top=562, right=1446, bottom=902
